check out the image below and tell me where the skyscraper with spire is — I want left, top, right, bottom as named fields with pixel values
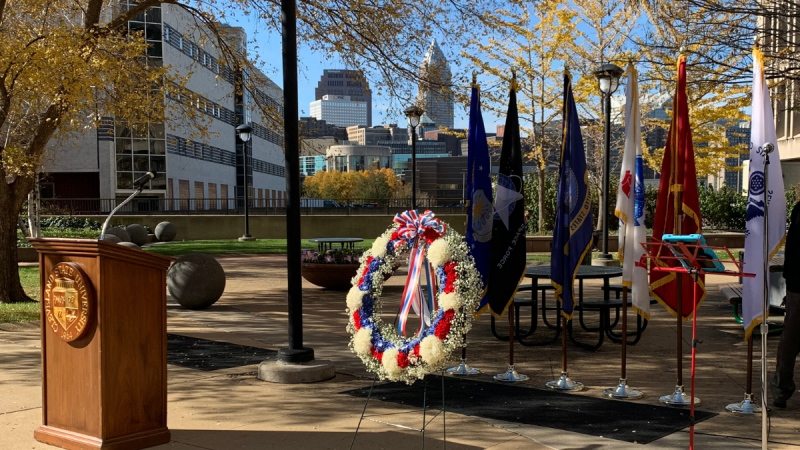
left=417, top=39, right=454, bottom=130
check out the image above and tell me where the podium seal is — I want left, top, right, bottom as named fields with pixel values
left=44, top=262, right=92, bottom=342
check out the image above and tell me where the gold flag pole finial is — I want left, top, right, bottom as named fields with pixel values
left=472, top=71, right=478, bottom=87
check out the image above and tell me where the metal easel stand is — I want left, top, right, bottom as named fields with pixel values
left=350, top=373, right=448, bottom=450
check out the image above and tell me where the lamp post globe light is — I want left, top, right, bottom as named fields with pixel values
left=236, top=123, right=256, bottom=242
left=592, top=63, right=624, bottom=266
left=404, top=105, right=424, bottom=210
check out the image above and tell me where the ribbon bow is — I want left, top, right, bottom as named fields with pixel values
left=393, top=210, right=447, bottom=336
left=393, top=210, right=447, bottom=247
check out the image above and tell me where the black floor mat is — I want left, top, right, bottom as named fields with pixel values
left=167, top=334, right=276, bottom=371
left=342, top=375, right=716, bottom=444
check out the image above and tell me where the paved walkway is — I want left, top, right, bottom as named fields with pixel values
left=2, top=254, right=799, bottom=449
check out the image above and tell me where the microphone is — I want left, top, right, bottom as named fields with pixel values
left=99, top=171, right=157, bottom=241
left=133, top=171, right=157, bottom=189
left=763, top=142, right=774, bottom=154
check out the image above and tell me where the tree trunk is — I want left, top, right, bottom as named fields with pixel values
left=0, top=180, right=34, bottom=304
left=537, top=167, right=545, bottom=233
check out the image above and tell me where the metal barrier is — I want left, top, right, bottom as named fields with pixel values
left=38, top=198, right=468, bottom=216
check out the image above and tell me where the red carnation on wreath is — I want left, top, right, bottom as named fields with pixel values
left=434, top=310, right=455, bottom=339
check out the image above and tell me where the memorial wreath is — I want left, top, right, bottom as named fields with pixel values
left=346, top=210, right=483, bottom=383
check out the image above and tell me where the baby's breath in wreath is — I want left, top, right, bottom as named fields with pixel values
left=346, top=210, right=483, bottom=384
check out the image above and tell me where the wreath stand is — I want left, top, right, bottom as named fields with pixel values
left=642, top=239, right=753, bottom=450
left=350, top=373, right=448, bottom=450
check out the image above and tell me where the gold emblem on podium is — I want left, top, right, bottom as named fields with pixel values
left=44, top=262, right=92, bottom=342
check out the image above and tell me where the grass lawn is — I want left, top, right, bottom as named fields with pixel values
left=0, top=267, right=40, bottom=323
left=144, top=239, right=376, bottom=256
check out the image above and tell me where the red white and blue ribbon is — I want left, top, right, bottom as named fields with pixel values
left=394, top=210, right=446, bottom=336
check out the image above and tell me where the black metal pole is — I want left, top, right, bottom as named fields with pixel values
left=279, top=0, right=313, bottom=363
left=411, top=127, right=417, bottom=210
left=244, top=142, right=251, bottom=236
left=601, top=93, right=611, bottom=257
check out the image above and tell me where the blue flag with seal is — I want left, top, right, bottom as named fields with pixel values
left=551, top=72, right=593, bottom=319
left=467, top=84, right=493, bottom=317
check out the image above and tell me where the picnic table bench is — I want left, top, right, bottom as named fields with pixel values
left=719, top=283, right=783, bottom=336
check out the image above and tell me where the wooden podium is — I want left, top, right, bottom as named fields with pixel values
left=29, top=239, right=173, bottom=450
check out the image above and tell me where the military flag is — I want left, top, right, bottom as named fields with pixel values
left=466, top=83, right=494, bottom=317
left=551, top=72, right=593, bottom=319
left=487, top=79, right=527, bottom=318
left=649, top=55, right=705, bottom=318
left=615, top=65, right=650, bottom=318
left=742, top=45, right=787, bottom=339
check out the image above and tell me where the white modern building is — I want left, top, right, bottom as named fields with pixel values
left=40, top=3, right=287, bottom=210
left=326, top=145, right=391, bottom=172
left=310, top=95, right=369, bottom=128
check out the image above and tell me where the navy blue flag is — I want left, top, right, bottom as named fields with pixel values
left=551, top=72, right=593, bottom=319
left=487, top=81, right=527, bottom=318
left=466, top=85, right=493, bottom=317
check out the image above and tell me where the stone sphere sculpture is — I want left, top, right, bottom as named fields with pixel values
left=167, top=253, right=226, bottom=310
left=100, top=234, right=121, bottom=244
left=126, top=224, right=148, bottom=246
left=117, top=242, right=142, bottom=250
left=105, top=227, right=130, bottom=242
left=155, top=221, right=177, bottom=242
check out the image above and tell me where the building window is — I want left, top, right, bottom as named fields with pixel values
left=114, top=122, right=167, bottom=191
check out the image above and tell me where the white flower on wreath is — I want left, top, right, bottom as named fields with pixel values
left=438, top=292, right=461, bottom=312
left=371, top=235, right=390, bottom=258
left=353, top=328, right=373, bottom=357
left=426, top=239, right=451, bottom=267
left=347, top=286, right=367, bottom=311
left=419, top=335, right=445, bottom=366
left=382, top=348, right=403, bottom=376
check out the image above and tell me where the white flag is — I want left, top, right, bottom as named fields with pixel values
left=743, top=46, right=787, bottom=340
left=615, top=65, right=650, bottom=318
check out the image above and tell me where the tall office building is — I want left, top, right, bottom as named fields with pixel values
left=315, top=70, right=372, bottom=126
left=40, top=4, right=287, bottom=209
left=417, top=39, right=454, bottom=130
left=310, top=95, right=369, bottom=127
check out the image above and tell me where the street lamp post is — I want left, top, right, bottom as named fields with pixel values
left=404, top=105, right=424, bottom=210
left=593, top=63, right=624, bottom=266
left=236, top=123, right=255, bottom=242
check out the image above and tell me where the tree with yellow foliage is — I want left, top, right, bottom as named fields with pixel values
left=462, top=0, right=576, bottom=233
left=302, top=168, right=400, bottom=203
left=0, top=0, right=501, bottom=303
left=635, top=0, right=750, bottom=179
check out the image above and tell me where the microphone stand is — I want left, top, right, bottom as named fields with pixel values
left=100, top=173, right=154, bottom=240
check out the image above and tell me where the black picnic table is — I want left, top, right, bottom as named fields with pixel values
left=491, top=265, right=650, bottom=350
left=308, top=238, right=364, bottom=252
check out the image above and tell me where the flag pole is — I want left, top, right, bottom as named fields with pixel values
left=604, top=286, right=643, bottom=398
left=448, top=71, right=482, bottom=377
left=445, top=334, right=480, bottom=376
left=761, top=142, right=774, bottom=450
left=493, top=305, right=528, bottom=382
left=725, top=335, right=760, bottom=413
left=659, top=189, right=697, bottom=406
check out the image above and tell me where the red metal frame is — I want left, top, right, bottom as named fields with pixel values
left=640, top=239, right=754, bottom=450
left=641, top=241, right=755, bottom=278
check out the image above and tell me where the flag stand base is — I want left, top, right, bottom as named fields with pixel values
left=603, top=378, right=643, bottom=399
left=446, top=358, right=481, bottom=376
left=546, top=371, right=583, bottom=390
left=726, top=393, right=761, bottom=414
left=493, top=365, right=528, bottom=382
left=659, top=385, right=699, bottom=406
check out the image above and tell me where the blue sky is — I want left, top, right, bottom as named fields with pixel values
left=229, top=14, right=494, bottom=131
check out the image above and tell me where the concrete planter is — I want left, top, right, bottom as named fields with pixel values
left=18, top=247, right=38, bottom=263
left=301, top=263, right=360, bottom=290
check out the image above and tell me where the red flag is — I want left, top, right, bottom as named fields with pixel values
left=649, top=55, right=705, bottom=319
